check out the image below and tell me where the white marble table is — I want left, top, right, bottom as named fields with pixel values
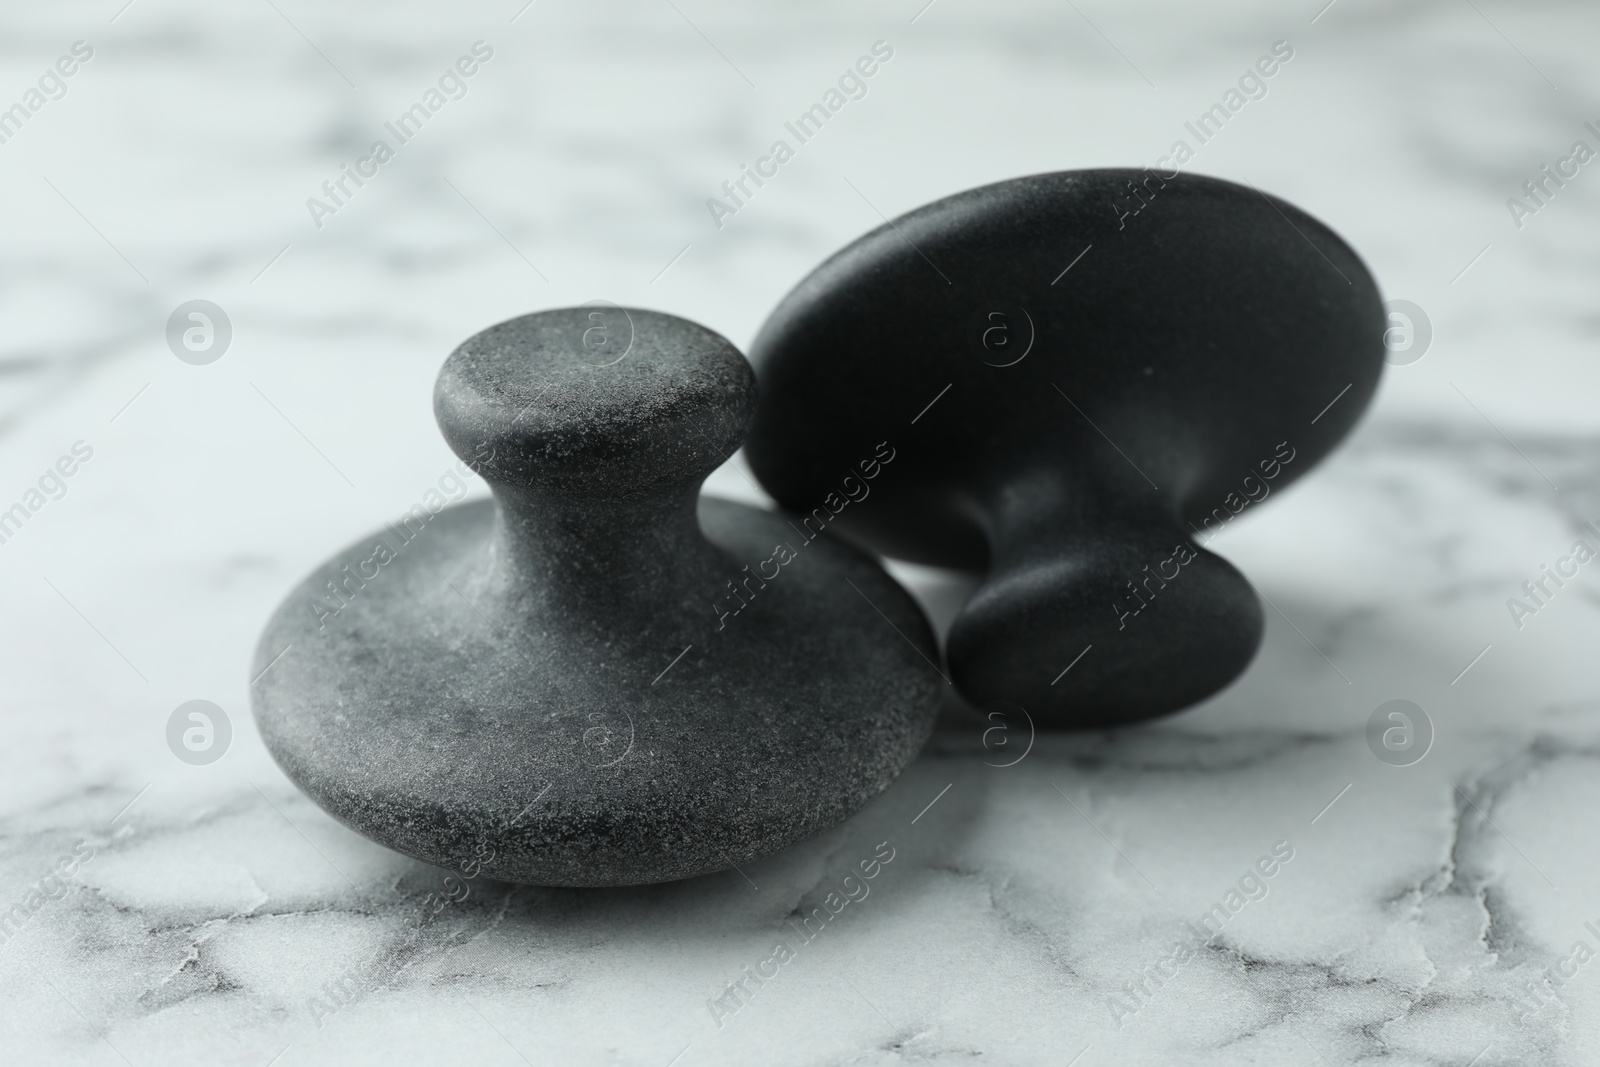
left=2, top=1, right=1598, bottom=1063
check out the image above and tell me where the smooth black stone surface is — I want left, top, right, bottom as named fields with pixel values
left=745, top=170, right=1386, bottom=728
left=251, top=308, right=942, bottom=887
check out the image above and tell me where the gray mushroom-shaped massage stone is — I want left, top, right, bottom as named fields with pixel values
left=251, top=307, right=942, bottom=887
left=743, top=170, right=1387, bottom=729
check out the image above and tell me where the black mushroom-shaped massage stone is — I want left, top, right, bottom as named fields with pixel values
left=251, top=308, right=942, bottom=887
left=744, top=170, right=1386, bottom=728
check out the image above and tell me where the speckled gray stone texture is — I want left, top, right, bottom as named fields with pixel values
left=251, top=307, right=942, bottom=887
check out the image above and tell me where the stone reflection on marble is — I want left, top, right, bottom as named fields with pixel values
left=2, top=0, right=1599, bottom=1063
